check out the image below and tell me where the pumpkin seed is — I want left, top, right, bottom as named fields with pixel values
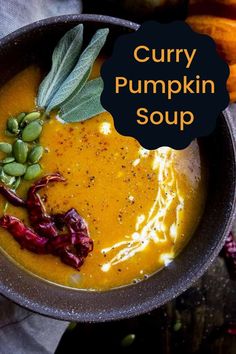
left=13, top=139, right=28, bottom=163
left=28, top=145, right=44, bottom=163
left=24, top=164, right=42, bottom=180
left=3, top=162, right=26, bottom=176
left=22, top=121, right=42, bottom=142
left=2, top=157, right=15, bottom=164
left=20, top=111, right=41, bottom=126
left=13, top=176, right=21, bottom=190
left=173, top=320, right=182, bottom=332
left=7, top=117, right=19, bottom=134
left=5, top=130, right=15, bottom=137
left=121, top=334, right=136, bottom=347
left=16, top=112, right=26, bottom=124
left=0, top=170, right=15, bottom=186
left=67, top=322, right=77, bottom=331
left=0, top=142, right=12, bottom=154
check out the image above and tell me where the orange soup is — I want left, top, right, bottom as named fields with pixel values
left=0, top=64, right=206, bottom=290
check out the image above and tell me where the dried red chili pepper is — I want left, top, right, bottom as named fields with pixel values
left=0, top=215, right=48, bottom=254
left=49, top=233, right=91, bottom=270
left=59, top=247, right=86, bottom=270
left=226, top=323, right=236, bottom=335
left=49, top=233, right=71, bottom=250
left=52, top=208, right=93, bottom=269
left=0, top=184, right=25, bottom=207
left=222, top=232, right=236, bottom=280
left=54, top=209, right=93, bottom=250
left=0, top=175, right=93, bottom=271
left=0, top=212, right=93, bottom=270
left=26, top=173, right=65, bottom=238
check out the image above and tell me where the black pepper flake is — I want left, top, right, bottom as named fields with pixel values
left=118, top=212, right=123, bottom=223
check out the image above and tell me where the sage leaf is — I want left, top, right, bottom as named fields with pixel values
left=59, top=78, right=105, bottom=122
left=37, top=24, right=84, bottom=108
left=46, top=28, right=109, bottom=113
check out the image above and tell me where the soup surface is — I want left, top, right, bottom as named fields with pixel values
left=0, top=65, right=207, bottom=290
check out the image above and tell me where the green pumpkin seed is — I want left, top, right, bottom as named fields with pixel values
left=16, top=112, right=26, bottom=124
left=0, top=142, right=12, bottom=154
left=22, top=121, right=43, bottom=142
left=5, top=130, right=15, bottom=137
left=2, top=157, right=15, bottom=164
left=13, top=176, right=21, bottom=190
left=24, top=164, right=42, bottom=180
left=20, top=111, right=41, bottom=126
left=13, top=139, right=28, bottom=163
left=7, top=117, right=19, bottom=134
left=173, top=321, right=182, bottom=332
left=0, top=170, right=15, bottom=186
left=28, top=145, right=44, bottom=163
left=3, top=162, right=26, bottom=176
left=67, top=322, right=77, bottom=331
left=121, top=334, right=136, bottom=347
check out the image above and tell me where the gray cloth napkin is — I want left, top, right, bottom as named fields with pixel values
left=0, top=2, right=82, bottom=354
left=0, top=0, right=82, bottom=36
left=0, top=296, right=68, bottom=354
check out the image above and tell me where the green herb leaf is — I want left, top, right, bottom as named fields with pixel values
left=37, top=24, right=84, bottom=109
left=46, top=28, right=109, bottom=113
left=59, top=78, right=105, bottom=122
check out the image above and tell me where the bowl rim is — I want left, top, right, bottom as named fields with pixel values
left=0, top=14, right=235, bottom=322
left=0, top=13, right=140, bottom=47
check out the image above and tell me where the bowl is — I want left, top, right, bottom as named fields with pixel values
left=0, top=14, right=235, bottom=322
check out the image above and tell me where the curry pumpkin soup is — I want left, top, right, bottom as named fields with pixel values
left=0, top=64, right=206, bottom=290
left=0, top=25, right=206, bottom=290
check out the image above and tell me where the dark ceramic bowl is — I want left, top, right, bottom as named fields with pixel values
left=0, top=14, right=235, bottom=322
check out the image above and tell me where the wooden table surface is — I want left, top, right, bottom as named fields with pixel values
left=55, top=257, right=236, bottom=354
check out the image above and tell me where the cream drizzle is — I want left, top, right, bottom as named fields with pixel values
left=101, top=147, right=184, bottom=272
